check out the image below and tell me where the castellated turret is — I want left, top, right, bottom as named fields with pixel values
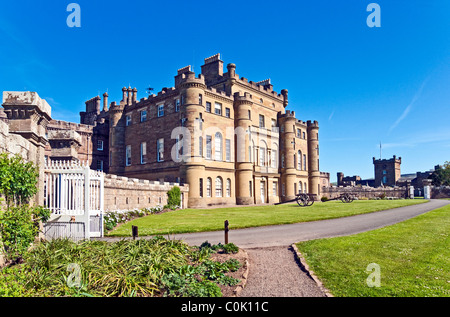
left=307, top=120, right=320, bottom=196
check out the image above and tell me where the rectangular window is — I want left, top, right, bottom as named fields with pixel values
left=199, top=178, right=203, bottom=197
left=303, top=131, right=306, bottom=139
left=259, top=115, right=265, bottom=128
left=249, top=181, right=253, bottom=197
left=206, top=102, right=211, bottom=113
left=303, top=154, right=307, bottom=170
left=206, top=135, right=212, bottom=159
left=225, top=108, right=230, bottom=118
left=282, top=183, right=285, bottom=196
left=140, top=110, right=147, bottom=122
left=199, top=94, right=202, bottom=105
left=271, top=150, right=277, bottom=168
left=206, top=178, right=211, bottom=198
left=157, top=138, right=164, bottom=162
left=199, top=136, right=203, bottom=156
left=297, top=129, right=301, bottom=138
left=140, top=142, right=146, bottom=164
left=214, top=102, right=222, bottom=115
left=158, top=104, right=164, bottom=117
left=97, top=160, right=103, bottom=172
left=271, top=119, right=277, bottom=131
left=272, top=182, right=277, bottom=196
left=175, top=98, right=180, bottom=112
left=126, top=115, right=131, bottom=126
left=248, top=110, right=251, bottom=120
left=259, top=148, right=265, bottom=166
left=226, top=139, right=231, bottom=162
left=126, top=145, right=131, bottom=166
left=97, top=140, right=104, bottom=151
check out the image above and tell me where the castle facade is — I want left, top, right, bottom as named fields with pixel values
left=48, top=54, right=327, bottom=208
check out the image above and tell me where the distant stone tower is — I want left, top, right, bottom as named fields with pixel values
left=373, top=155, right=401, bottom=187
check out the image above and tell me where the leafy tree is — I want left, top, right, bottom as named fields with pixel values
left=0, top=153, right=49, bottom=262
left=430, top=162, right=450, bottom=186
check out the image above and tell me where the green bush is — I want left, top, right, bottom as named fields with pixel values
left=321, top=196, right=329, bottom=202
left=0, top=153, right=38, bottom=207
left=0, top=153, right=49, bottom=261
left=166, top=186, right=181, bottom=209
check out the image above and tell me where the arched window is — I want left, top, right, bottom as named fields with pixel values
left=206, top=177, right=212, bottom=197
left=215, top=177, right=223, bottom=197
left=304, top=182, right=307, bottom=193
left=215, top=132, right=222, bottom=161
left=226, top=178, right=231, bottom=197
left=303, top=154, right=307, bottom=170
left=298, top=151, right=302, bottom=170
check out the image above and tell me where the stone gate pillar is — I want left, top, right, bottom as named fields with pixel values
left=422, top=179, right=432, bottom=200
left=2, top=91, right=52, bottom=206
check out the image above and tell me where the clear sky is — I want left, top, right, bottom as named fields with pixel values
left=1, top=0, right=449, bottom=182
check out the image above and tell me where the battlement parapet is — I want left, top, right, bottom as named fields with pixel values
left=279, top=110, right=296, bottom=119
left=235, top=77, right=284, bottom=100
left=204, top=53, right=221, bottom=64
left=48, top=119, right=94, bottom=133
left=206, top=87, right=232, bottom=99
left=373, top=155, right=402, bottom=164
left=307, top=120, right=319, bottom=128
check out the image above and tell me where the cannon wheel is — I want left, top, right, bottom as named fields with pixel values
left=296, top=193, right=315, bottom=207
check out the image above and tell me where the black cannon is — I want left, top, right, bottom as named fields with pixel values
left=296, top=193, right=317, bottom=207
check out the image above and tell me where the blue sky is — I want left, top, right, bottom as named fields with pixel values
left=0, top=0, right=449, bottom=182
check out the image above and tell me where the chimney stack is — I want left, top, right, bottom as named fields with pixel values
left=103, top=92, right=108, bottom=111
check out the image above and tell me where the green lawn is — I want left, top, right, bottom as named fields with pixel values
left=107, top=199, right=427, bottom=237
left=295, top=203, right=450, bottom=297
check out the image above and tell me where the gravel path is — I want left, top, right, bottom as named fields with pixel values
left=238, top=246, right=326, bottom=297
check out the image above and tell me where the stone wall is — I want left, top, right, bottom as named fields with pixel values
left=104, top=173, right=189, bottom=211
left=431, top=186, right=450, bottom=199
left=0, top=118, right=33, bottom=160
left=321, top=186, right=408, bottom=200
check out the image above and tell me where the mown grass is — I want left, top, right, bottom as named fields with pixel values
left=295, top=204, right=450, bottom=297
left=0, top=237, right=241, bottom=297
left=107, top=199, right=427, bottom=237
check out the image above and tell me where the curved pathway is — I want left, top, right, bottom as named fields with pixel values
left=99, top=199, right=450, bottom=297
left=161, top=199, right=449, bottom=248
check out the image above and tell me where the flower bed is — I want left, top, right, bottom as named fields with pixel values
left=104, top=205, right=177, bottom=232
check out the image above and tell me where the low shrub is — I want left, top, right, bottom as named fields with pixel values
left=0, top=236, right=241, bottom=297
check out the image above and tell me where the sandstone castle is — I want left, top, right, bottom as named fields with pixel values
left=3, top=53, right=329, bottom=208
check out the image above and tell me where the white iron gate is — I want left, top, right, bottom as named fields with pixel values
left=43, top=160, right=104, bottom=240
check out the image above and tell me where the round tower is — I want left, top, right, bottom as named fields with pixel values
left=280, top=111, right=297, bottom=202
left=307, top=120, right=320, bottom=196
left=178, top=71, right=207, bottom=208
left=234, top=92, right=253, bottom=205
left=108, top=102, right=125, bottom=175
